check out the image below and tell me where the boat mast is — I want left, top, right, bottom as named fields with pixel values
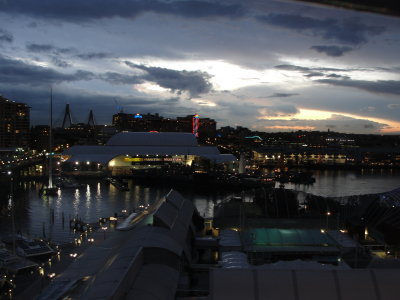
left=48, top=87, right=53, bottom=188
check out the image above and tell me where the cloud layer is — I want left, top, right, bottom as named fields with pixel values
left=0, top=0, right=245, bottom=21
left=310, top=45, right=353, bottom=57
left=257, top=13, right=385, bottom=45
left=0, top=55, right=93, bottom=85
left=0, top=28, right=13, bottom=43
left=0, top=0, right=399, bottom=133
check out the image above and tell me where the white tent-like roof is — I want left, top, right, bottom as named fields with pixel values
left=63, top=132, right=237, bottom=164
left=106, top=132, right=198, bottom=147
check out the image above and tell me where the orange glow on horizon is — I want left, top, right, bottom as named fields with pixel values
left=265, top=125, right=316, bottom=130
left=259, top=108, right=400, bottom=133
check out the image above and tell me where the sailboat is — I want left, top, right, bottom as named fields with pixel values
left=39, top=88, right=58, bottom=196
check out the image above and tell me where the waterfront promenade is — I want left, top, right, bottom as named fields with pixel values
left=14, top=223, right=108, bottom=300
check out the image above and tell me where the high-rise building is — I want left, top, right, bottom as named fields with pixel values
left=0, top=95, right=30, bottom=148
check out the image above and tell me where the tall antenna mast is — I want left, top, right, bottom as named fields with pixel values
left=48, top=87, right=53, bottom=188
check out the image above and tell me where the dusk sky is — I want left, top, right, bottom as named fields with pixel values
left=0, top=0, right=400, bottom=134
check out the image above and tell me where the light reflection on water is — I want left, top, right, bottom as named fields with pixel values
left=0, top=179, right=236, bottom=244
left=0, top=170, right=399, bottom=244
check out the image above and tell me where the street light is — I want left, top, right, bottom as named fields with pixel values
left=326, top=211, right=331, bottom=229
left=101, top=226, right=108, bottom=239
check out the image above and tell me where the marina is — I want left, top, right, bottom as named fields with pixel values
left=1, top=169, right=400, bottom=244
left=0, top=169, right=400, bottom=298
left=0, top=166, right=400, bottom=299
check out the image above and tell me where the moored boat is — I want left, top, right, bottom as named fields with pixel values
left=15, top=237, right=54, bottom=258
left=0, top=248, right=38, bottom=273
left=2, top=235, right=54, bottom=258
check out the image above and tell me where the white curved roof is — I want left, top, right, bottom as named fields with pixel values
left=62, top=132, right=237, bottom=164
left=106, top=132, right=198, bottom=147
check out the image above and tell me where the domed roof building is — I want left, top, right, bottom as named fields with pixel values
left=62, top=132, right=237, bottom=176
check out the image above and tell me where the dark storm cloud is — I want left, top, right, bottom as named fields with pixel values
left=326, top=73, right=349, bottom=79
left=317, top=78, right=400, bottom=96
left=218, top=100, right=261, bottom=117
left=274, top=64, right=344, bottom=73
left=310, top=45, right=353, bottom=57
left=51, top=56, right=71, bottom=68
left=27, top=43, right=113, bottom=64
left=101, top=72, right=142, bottom=85
left=274, top=64, right=349, bottom=78
left=305, top=72, right=325, bottom=78
left=275, top=64, right=311, bottom=72
left=256, top=14, right=385, bottom=45
left=0, top=28, right=13, bottom=43
left=26, top=43, right=74, bottom=54
left=125, top=62, right=212, bottom=96
left=76, top=52, right=111, bottom=60
left=262, top=104, right=299, bottom=117
left=277, top=63, right=400, bottom=95
left=0, top=55, right=94, bottom=86
left=0, top=0, right=245, bottom=21
left=269, top=93, right=299, bottom=98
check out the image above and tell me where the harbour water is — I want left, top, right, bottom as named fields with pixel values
left=0, top=169, right=399, bottom=244
left=281, top=168, right=400, bottom=197
left=0, top=179, right=237, bottom=244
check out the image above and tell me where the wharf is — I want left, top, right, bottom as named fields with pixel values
left=16, top=197, right=162, bottom=300
left=13, top=226, right=109, bottom=300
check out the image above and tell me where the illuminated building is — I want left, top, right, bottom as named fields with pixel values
left=62, top=132, right=236, bottom=176
left=0, top=95, right=30, bottom=148
left=112, top=113, right=217, bottom=142
left=252, top=145, right=400, bottom=168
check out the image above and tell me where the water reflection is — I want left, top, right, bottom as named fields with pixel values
left=1, top=171, right=399, bottom=244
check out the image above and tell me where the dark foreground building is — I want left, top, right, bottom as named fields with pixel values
left=0, top=95, right=30, bottom=149
left=37, top=190, right=204, bottom=299
left=36, top=190, right=400, bottom=300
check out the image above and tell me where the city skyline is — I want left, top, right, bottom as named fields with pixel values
left=1, top=0, right=400, bottom=134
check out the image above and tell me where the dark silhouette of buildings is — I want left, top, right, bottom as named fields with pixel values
left=30, top=125, right=50, bottom=152
left=0, top=95, right=30, bottom=148
left=112, top=112, right=216, bottom=143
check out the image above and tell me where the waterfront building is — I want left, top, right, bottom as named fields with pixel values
left=252, top=145, right=400, bottom=168
left=62, top=131, right=237, bottom=176
left=0, top=95, right=30, bottom=149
